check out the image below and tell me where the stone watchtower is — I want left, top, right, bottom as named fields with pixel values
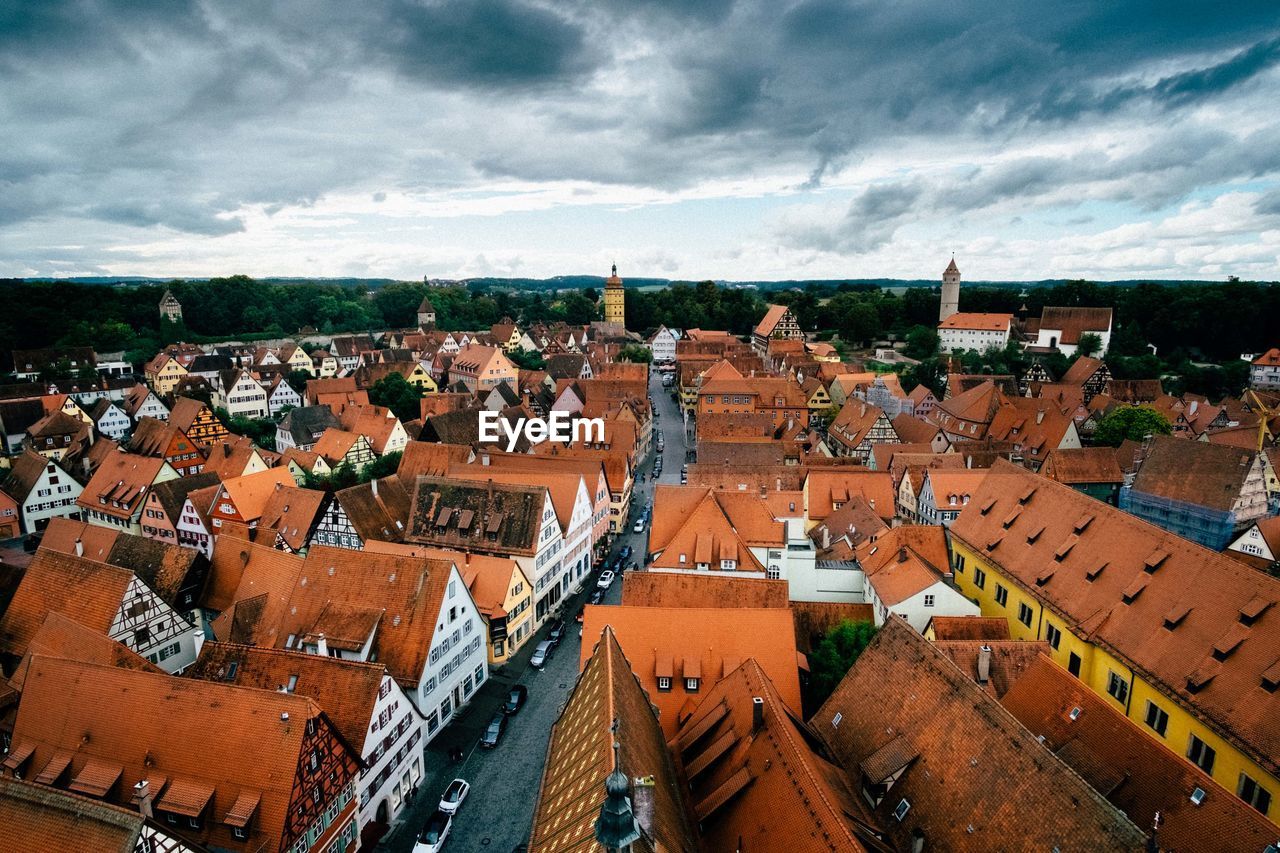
left=939, top=257, right=960, bottom=322
left=604, top=263, right=626, bottom=328
left=159, top=288, right=183, bottom=323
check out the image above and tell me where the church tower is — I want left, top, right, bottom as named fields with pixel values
left=939, top=257, right=960, bottom=322
left=603, top=263, right=625, bottom=328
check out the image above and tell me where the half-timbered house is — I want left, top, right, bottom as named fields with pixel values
left=169, top=396, right=231, bottom=446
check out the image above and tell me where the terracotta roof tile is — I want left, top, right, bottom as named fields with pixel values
left=673, top=659, right=879, bottom=852
left=0, top=550, right=132, bottom=659
left=620, top=572, right=789, bottom=609
left=7, top=611, right=160, bottom=694
left=923, top=615, right=1010, bottom=641
left=11, top=656, right=357, bottom=853
left=188, top=641, right=387, bottom=752
left=0, top=776, right=143, bottom=852
left=815, top=618, right=1145, bottom=850
left=580, top=605, right=801, bottom=737
left=1129, top=435, right=1257, bottom=512
left=529, top=627, right=697, bottom=853
left=950, top=459, right=1280, bottom=778
left=1041, top=446, right=1125, bottom=484
left=1001, top=654, right=1277, bottom=853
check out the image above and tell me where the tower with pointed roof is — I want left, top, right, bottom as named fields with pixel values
left=940, top=257, right=960, bottom=322
left=603, top=263, right=626, bottom=329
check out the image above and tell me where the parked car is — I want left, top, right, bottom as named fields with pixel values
left=633, top=519, right=645, bottom=533
left=438, top=779, right=470, bottom=815
left=597, top=570, right=615, bottom=589
left=547, top=619, right=565, bottom=646
left=619, top=545, right=633, bottom=561
left=504, top=685, right=528, bottom=715
left=589, top=589, right=605, bottom=605
left=480, top=711, right=508, bottom=749
left=530, top=640, right=554, bottom=670
left=415, top=810, right=452, bottom=853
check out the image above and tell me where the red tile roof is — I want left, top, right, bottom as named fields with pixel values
left=814, top=618, right=1145, bottom=850
left=0, top=550, right=131, bottom=659
left=937, top=312, right=1012, bottom=331
left=620, top=571, right=789, bottom=609
left=950, top=459, right=1280, bottom=778
left=1001, top=654, right=1277, bottom=853
left=579, top=605, right=801, bottom=737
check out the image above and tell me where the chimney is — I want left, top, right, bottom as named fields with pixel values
left=632, top=776, right=656, bottom=838
left=898, top=547, right=908, bottom=563
left=316, top=634, right=328, bottom=657
left=281, top=711, right=290, bottom=722
left=74, top=538, right=83, bottom=557
left=134, top=780, right=154, bottom=819
left=1036, top=409, right=1045, bottom=424
left=869, top=498, right=875, bottom=510
left=821, top=526, right=831, bottom=549
left=752, top=696, right=765, bottom=733
left=371, top=478, right=378, bottom=498
left=977, top=645, right=992, bottom=684
left=759, top=485, right=767, bottom=498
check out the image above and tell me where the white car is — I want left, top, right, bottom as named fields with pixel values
left=415, top=810, right=451, bottom=853
left=633, top=519, right=645, bottom=533
left=597, top=570, right=615, bottom=589
left=439, top=778, right=470, bottom=815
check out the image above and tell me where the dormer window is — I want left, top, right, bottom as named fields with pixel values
left=685, top=677, right=700, bottom=692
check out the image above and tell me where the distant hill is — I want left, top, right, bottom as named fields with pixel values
left=12, top=275, right=1261, bottom=291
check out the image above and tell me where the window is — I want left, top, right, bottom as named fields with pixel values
left=441, top=697, right=452, bottom=718
left=134, top=627, right=151, bottom=645
left=1239, top=773, right=1272, bottom=815
left=475, top=665, right=484, bottom=685
left=1017, top=602, right=1033, bottom=627
left=973, top=567, right=986, bottom=590
left=923, top=594, right=935, bottom=607
left=657, top=677, right=671, bottom=691
left=1106, top=671, right=1129, bottom=704
left=952, top=553, right=965, bottom=573
left=1144, top=701, right=1169, bottom=737
left=685, top=678, right=700, bottom=692
left=1045, top=623, right=1061, bottom=650
left=1187, top=734, right=1216, bottom=774
left=994, top=584, right=1008, bottom=606
left=427, top=711, right=439, bottom=734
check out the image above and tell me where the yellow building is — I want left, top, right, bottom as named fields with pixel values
left=143, top=353, right=188, bottom=395
left=603, top=263, right=625, bottom=328
left=949, top=460, right=1280, bottom=825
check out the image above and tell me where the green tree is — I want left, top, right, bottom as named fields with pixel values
left=367, top=372, right=424, bottom=422
left=285, top=369, right=312, bottom=395
left=1093, top=406, right=1173, bottom=446
left=360, top=450, right=403, bottom=483
left=808, top=620, right=878, bottom=709
left=904, top=325, right=940, bottom=360
left=617, top=345, right=652, bottom=363
left=1076, top=332, right=1103, bottom=358
left=508, top=348, right=546, bottom=370
left=560, top=292, right=598, bottom=325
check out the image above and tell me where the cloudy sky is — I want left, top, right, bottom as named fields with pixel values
left=2, top=1, right=1279, bottom=281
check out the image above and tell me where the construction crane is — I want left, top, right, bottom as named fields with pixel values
left=1245, top=389, right=1278, bottom=452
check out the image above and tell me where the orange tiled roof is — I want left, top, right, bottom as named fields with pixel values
left=188, top=642, right=386, bottom=752
left=8, top=612, right=160, bottom=694
left=814, top=618, right=1145, bottom=850
left=1129, top=435, right=1256, bottom=512
left=256, top=484, right=326, bottom=552
left=10, top=656, right=355, bottom=853
left=1001, top=654, right=1277, bottom=853
left=76, top=451, right=168, bottom=521
left=529, top=627, right=697, bottom=853
left=0, top=776, right=144, bottom=852
left=219, top=467, right=296, bottom=522
left=1040, top=446, right=1125, bottom=484
left=1252, top=348, right=1280, bottom=367
left=923, top=615, right=1010, bottom=641
left=938, top=312, right=1012, bottom=331
left=931, top=639, right=1051, bottom=699
left=805, top=469, right=896, bottom=522
left=620, top=572, right=788, bottom=609
left=753, top=303, right=791, bottom=338
left=580, top=605, right=802, bottom=737
left=950, top=459, right=1280, bottom=778
left=0, top=550, right=131, bottom=659
left=673, top=658, right=879, bottom=852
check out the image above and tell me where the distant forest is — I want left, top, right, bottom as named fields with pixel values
left=0, top=276, right=1276, bottom=382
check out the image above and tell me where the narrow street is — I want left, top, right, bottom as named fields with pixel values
left=379, top=365, right=685, bottom=852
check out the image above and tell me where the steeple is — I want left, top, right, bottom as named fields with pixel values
left=603, top=263, right=626, bottom=328
left=594, top=724, right=641, bottom=851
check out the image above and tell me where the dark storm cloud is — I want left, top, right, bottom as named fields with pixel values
left=1, top=0, right=1279, bottom=249
left=381, top=0, right=593, bottom=87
